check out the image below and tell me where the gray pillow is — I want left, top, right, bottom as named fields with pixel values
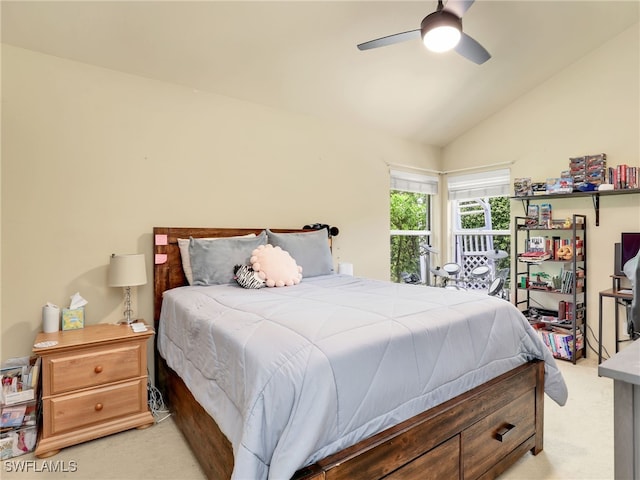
left=189, top=231, right=267, bottom=285
left=266, top=229, right=334, bottom=277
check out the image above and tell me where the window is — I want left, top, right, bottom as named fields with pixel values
left=447, top=169, right=511, bottom=290
left=390, top=170, right=438, bottom=283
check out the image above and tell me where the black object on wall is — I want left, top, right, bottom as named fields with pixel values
left=303, top=223, right=339, bottom=237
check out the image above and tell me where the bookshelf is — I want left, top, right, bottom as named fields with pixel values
left=513, top=213, right=587, bottom=363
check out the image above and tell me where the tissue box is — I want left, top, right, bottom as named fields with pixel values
left=61, top=307, right=84, bottom=330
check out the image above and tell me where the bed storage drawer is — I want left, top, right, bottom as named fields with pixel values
left=462, top=389, right=536, bottom=479
left=384, top=435, right=460, bottom=480
left=299, top=361, right=542, bottom=480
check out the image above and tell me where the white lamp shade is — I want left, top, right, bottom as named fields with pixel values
left=108, top=254, right=147, bottom=287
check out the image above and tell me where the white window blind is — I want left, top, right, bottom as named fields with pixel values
left=390, top=170, right=439, bottom=195
left=447, top=168, right=510, bottom=200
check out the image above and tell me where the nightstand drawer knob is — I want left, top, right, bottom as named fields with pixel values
left=94, top=365, right=103, bottom=374
left=95, top=403, right=103, bottom=411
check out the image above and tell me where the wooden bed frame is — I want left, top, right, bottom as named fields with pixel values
left=153, top=227, right=545, bottom=480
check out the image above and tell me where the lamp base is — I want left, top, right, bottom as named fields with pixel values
left=120, top=286, right=136, bottom=325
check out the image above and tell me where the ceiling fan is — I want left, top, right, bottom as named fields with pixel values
left=357, top=0, right=490, bottom=65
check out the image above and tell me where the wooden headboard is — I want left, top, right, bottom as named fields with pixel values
left=152, top=227, right=323, bottom=329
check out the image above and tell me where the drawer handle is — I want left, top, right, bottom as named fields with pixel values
left=94, top=365, right=103, bottom=374
left=495, top=424, right=515, bottom=442
left=95, top=403, right=103, bottom=412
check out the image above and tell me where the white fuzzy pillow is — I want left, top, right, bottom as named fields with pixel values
left=250, top=244, right=302, bottom=287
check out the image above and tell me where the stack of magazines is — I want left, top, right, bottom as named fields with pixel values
left=518, top=251, right=551, bottom=262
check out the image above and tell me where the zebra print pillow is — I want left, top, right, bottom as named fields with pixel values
left=233, top=264, right=265, bottom=289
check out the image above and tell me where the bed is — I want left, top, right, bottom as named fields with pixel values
left=153, top=227, right=567, bottom=480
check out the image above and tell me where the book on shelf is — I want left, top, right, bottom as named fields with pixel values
left=518, top=251, right=551, bottom=262
left=519, top=236, right=551, bottom=262
left=558, top=268, right=584, bottom=294
left=552, top=236, right=561, bottom=260
left=557, top=301, right=584, bottom=322
left=574, top=237, right=583, bottom=256
left=528, top=236, right=546, bottom=251
left=535, top=327, right=584, bottom=361
left=606, top=164, right=638, bottom=189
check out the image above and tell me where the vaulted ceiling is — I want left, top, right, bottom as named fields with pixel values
left=2, top=1, right=638, bottom=146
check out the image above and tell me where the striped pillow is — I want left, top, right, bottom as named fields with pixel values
left=233, top=264, right=265, bottom=289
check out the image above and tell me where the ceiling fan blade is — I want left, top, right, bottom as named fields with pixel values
left=443, top=0, right=475, bottom=18
left=357, top=29, right=421, bottom=51
left=455, top=32, right=491, bottom=64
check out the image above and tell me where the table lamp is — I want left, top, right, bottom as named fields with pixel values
left=108, top=253, right=147, bottom=324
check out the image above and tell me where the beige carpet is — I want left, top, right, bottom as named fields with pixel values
left=504, top=356, right=614, bottom=480
left=2, top=356, right=613, bottom=480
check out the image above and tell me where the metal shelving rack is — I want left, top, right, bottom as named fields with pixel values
left=513, top=214, right=587, bottom=364
left=511, top=188, right=640, bottom=226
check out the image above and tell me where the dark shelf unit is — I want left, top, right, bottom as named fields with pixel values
left=511, top=188, right=640, bottom=226
left=513, top=214, right=587, bottom=364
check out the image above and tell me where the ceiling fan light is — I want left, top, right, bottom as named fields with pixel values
left=421, top=11, right=462, bottom=53
left=423, top=26, right=461, bottom=52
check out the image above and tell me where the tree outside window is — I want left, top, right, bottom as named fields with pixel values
left=390, top=191, right=431, bottom=283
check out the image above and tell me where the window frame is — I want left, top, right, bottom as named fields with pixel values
left=445, top=169, right=512, bottom=290
left=389, top=170, right=438, bottom=283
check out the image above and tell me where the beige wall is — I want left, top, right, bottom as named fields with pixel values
left=1, top=45, right=440, bottom=360
left=2, top=22, right=639, bottom=363
left=442, top=23, right=640, bottom=356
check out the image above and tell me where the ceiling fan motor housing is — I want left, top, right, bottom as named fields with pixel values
left=421, top=10, right=463, bottom=51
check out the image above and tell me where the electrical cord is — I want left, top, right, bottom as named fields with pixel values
left=585, top=323, right=609, bottom=360
left=147, top=379, right=171, bottom=423
left=595, top=300, right=638, bottom=361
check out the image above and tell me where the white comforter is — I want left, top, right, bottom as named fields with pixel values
left=158, top=274, right=567, bottom=480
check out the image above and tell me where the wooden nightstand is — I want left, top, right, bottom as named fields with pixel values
left=32, top=323, right=155, bottom=458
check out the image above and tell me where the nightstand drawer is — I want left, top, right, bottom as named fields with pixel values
left=462, top=389, right=535, bottom=479
left=44, top=378, right=147, bottom=435
left=47, top=344, right=144, bottom=395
